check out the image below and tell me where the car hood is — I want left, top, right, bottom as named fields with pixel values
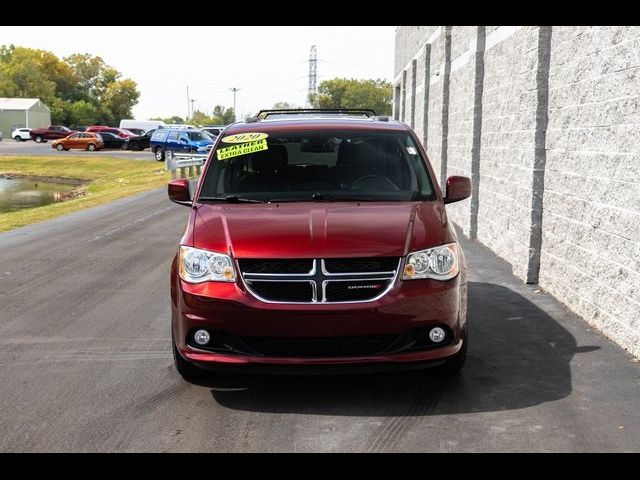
left=191, top=201, right=450, bottom=258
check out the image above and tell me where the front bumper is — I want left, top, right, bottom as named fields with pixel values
left=171, top=261, right=467, bottom=368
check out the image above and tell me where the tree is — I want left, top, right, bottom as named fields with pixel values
left=64, top=53, right=109, bottom=99
left=190, top=110, right=213, bottom=125
left=0, top=45, right=140, bottom=125
left=67, top=100, right=99, bottom=126
left=212, top=105, right=235, bottom=124
left=0, top=47, right=57, bottom=103
left=272, top=101, right=298, bottom=109
left=101, top=78, right=139, bottom=121
left=166, top=116, right=185, bottom=124
left=310, top=78, right=393, bottom=115
left=150, top=116, right=186, bottom=124
left=37, top=49, right=78, bottom=101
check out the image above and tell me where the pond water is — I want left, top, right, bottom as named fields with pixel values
left=0, top=177, right=77, bottom=213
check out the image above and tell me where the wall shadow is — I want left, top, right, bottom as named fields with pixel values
left=196, top=281, right=588, bottom=416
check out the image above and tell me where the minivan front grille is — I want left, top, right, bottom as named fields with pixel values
left=324, top=279, right=393, bottom=302
left=247, top=281, right=314, bottom=303
left=323, top=257, right=398, bottom=274
left=238, top=259, right=314, bottom=274
left=240, top=258, right=400, bottom=304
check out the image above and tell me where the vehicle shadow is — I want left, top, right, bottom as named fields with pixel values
left=194, top=281, right=592, bottom=416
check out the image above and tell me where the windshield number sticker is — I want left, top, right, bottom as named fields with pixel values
left=217, top=139, right=268, bottom=160
left=406, top=146, right=417, bottom=155
left=221, top=132, right=268, bottom=144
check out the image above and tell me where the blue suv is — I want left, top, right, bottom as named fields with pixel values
left=150, top=129, right=214, bottom=161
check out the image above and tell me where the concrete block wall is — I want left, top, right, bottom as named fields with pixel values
left=477, top=26, right=546, bottom=282
left=427, top=28, right=451, bottom=189
left=446, top=26, right=483, bottom=237
left=539, top=26, right=640, bottom=355
left=394, top=26, right=640, bottom=357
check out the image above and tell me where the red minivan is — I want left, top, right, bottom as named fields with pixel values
left=168, top=110, right=471, bottom=378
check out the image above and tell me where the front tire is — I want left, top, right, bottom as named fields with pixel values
left=87, top=143, right=96, bottom=151
left=172, top=331, right=203, bottom=379
left=14, top=136, right=23, bottom=142
left=56, top=144, right=64, bottom=151
left=35, top=135, right=43, bottom=143
left=155, top=147, right=165, bottom=161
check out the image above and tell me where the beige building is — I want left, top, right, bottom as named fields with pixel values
left=0, top=98, right=51, bottom=139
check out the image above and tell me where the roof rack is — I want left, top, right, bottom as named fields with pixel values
left=256, top=108, right=378, bottom=119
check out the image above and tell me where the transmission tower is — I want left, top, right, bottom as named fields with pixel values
left=306, top=45, right=317, bottom=107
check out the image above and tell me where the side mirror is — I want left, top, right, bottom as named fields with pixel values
left=444, top=176, right=471, bottom=204
left=168, top=178, right=191, bottom=206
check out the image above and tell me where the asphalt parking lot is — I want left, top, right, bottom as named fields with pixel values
left=0, top=139, right=153, bottom=160
left=1, top=188, right=639, bottom=452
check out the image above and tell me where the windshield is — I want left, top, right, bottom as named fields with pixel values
left=198, top=130, right=435, bottom=202
left=187, top=131, right=211, bottom=141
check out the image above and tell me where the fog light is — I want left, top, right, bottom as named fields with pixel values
left=428, top=327, right=446, bottom=343
left=194, top=329, right=210, bottom=345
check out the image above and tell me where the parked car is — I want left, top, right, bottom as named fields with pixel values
left=69, top=126, right=88, bottom=132
left=91, top=126, right=137, bottom=138
left=29, top=125, right=76, bottom=143
left=123, top=127, right=145, bottom=136
left=167, top=109, right=472, bottom=379
left=119, top=119, right=166, bottom=132
left=85, top=126, right=136, bottom=138
left=96, top=132, right=126, bottom=149
left=123, top=129, right=156, bottom=151
left=201, top=125, right=226, bottom=137
left=165, top=124, right=197, bottom=130
left=52, top=132, right=104, bottom=151
left=12, top=127, right=31, bottom=142
left=150, top=128, right=214, bottom=161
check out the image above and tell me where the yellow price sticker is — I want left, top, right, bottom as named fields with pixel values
left=221, top=132, right=268, bottom=144
left=217, top=139, right=268, bottom=160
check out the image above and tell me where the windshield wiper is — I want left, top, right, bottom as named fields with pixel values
left=197, top=196, right=265, bottom=204
left=267, top=193, right=383, bottom=203
left=308, top=193, right=381, bottom=202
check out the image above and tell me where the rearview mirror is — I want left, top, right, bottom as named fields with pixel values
left=168, top=178, right=191, bottom=206
left=444, top=176, right=471, bottom=204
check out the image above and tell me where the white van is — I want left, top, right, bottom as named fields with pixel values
left=119, top=119, right=166, bottom=133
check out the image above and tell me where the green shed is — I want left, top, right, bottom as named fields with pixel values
left=0, top=98, right=51, bottom=139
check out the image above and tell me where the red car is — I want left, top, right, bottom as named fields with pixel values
left=29, top=125, right=76, bottom=143
left=168, top=109, right=471, bottom=378
left=85, top=126, right=136, bottom=138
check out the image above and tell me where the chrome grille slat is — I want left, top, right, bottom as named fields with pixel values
left=240, top=258, right=400, bottom=304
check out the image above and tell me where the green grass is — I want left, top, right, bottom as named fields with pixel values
left=0, top=156, right=171, bottom=232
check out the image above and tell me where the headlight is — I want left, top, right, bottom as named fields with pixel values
left=179, top=246, right=236, bottom=283
left=403, top=243, right=459, bottom=281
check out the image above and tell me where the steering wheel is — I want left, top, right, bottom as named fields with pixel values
left=350, top=175, right=400, bottom=191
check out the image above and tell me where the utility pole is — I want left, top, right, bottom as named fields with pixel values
left=190, top=99, right=196, bottom=119
left=230, top=87, right=240, bottom=121
left=306, top=45, right=318, bottom=108
left=186, top=86, right=190, bottom=120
